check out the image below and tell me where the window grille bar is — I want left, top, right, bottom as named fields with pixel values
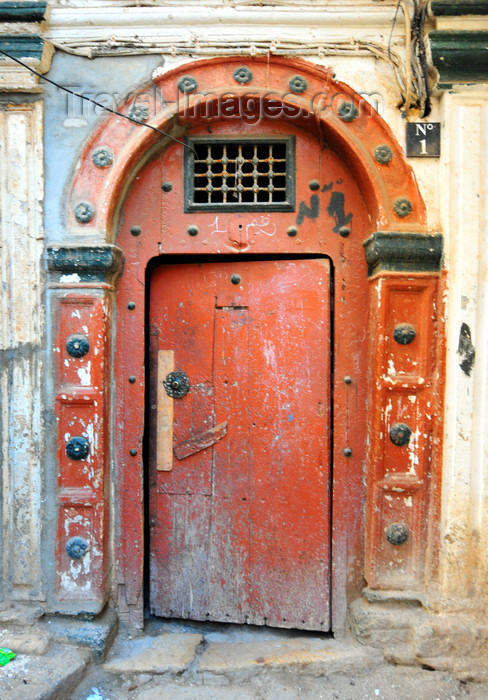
left=185, top=137, right=295, bottom=212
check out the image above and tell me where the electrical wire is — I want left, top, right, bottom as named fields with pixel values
left=417, top=1, right=432, bottom=116
left=0, top=48, right=193, bottom=151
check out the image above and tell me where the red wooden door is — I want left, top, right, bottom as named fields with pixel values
left=149, top=257, right=331, bottom=630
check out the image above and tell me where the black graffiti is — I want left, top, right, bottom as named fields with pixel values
left=326, top=191, right=353, bottom=234
left=296, top=194, right=320, bottom=226
left=296, top=183, right=353, bottom=234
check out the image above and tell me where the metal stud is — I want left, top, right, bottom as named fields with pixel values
left=386, top=523, right=409, bottom=546
left=66, top=537, right=89, bottom=560
left=66, top=334, right=89, bottom=358
left=92, top=146, right=113, bottom=168
left=309, top=180, right=320, bottom=191
left=128, top=302, right=136, bottom=310
left=231, top=274, right=241, bottom=285
left=337, top=101, right=358, bottom=122
left=162, top=182, right=173, bottom=192
left=344, top=376, right=352, bottom=384
left=129, top=103, right=149, bottom=123
left=66, top=436, right=89, bottom=461
left=393, top=323, right=416, bottom=345
left=339, top=226, right=351, bottom=238
left=74, top=202, right=95, bottom=224
left=343, top=448, right=353, bottom=457
left=393, top=197, right=413, bottom=218
left=287, top=226, right=298, bottom=237
left=288, top=75, right=308, bottom=93
left=389, top=423, right=412, bottom=447
left=178, top=75, right=198, bottom=94
left=130, top=225, right=142, bottom=237
left=233, top=66, right=253, bottom=84
left=187, top=225, right=199, bottom=237
left=130, top=448, right=138, bottom=456
left=374, top=145, right=393, bottom=165
left=129, top=376, right=136, bottom=383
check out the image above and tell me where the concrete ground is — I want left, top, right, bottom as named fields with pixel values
left=3, top=617, right=488, bottom=699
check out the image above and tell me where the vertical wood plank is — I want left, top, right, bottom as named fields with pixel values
left=157, top=350, right=175, bottom=471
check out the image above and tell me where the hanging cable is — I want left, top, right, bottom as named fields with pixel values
left=417, top=1, right=432, bottom=116
left=0, top=48, right=193, bottom=151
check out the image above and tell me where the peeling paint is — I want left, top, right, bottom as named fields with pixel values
left=60, top=273, right=81, bottom=284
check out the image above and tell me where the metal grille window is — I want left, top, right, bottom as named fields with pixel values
left=184, top=137, right=295, bottom=212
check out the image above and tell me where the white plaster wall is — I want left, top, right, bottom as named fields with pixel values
left=0, top=101, right=45, bottom=600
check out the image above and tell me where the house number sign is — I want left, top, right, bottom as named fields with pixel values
left=406, top=122, right=441, bottom=158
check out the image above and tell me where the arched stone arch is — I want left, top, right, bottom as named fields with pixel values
left=67, top=56, right=427, bottom=241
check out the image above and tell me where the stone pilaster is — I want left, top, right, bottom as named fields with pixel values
left=0, top=100, right=45, bottom=602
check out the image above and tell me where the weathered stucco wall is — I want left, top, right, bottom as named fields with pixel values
left=0, top=99, right=45, bottom=602
left=440, top=87, right=488, bottom=607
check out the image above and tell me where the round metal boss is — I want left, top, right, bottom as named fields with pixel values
left=393, top=323, right=416, bottom=345
left=163, top=371, right=190, bottom=398
left=66, top=436, right=90, bottom=461
left=92, top=146, right=113, bottom=168
left=178, top=75, right=198, bottom=94
left=386, top=523, right=409, bottom=546
left=66, top=334, right=89, bottom=358
left=393, top=197, right=412, bottom=218
left=337, top=101, right=358, bottom=122
left=66, top=537, right=89, bottom=559
left=389, top=423, right=412, bottom=447
left=129, top=103, right=149, bottom=123
left=233, top=66, right=253, bottom=84
left=374, top=144, right=393, bottom=164
left=74, top=202, right=95, bottom=224
left=288, top=75, right=307, bottom=93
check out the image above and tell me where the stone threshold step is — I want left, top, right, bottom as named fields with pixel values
left=104, top=632, right=382, bottom=681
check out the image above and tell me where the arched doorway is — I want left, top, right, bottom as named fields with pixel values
left=49, top=56, right=443, bottom=633
left=118, top=113, right=370, bottom=630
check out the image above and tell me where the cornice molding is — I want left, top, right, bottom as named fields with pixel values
left=46, top=244, right=123, bottom=284
left=0, top=1, right=52, bottom=91
left=45, top=3, right=407, bottom=43
left=0, top=1, right=47, bottom=22
left=364, top=232, right=443, bottom=276
left=429, top=30, right=488, bottom=83
left=431, top=0, right=488, bottom=16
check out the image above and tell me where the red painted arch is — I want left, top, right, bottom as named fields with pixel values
left=67, top=56, right=426, bottom=240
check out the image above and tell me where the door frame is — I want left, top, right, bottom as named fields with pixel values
left=146, top=254, right=334, bottom=629
left=113, top=113, right=373, bottom=629
left=49, top=56, right=444, bottom=632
